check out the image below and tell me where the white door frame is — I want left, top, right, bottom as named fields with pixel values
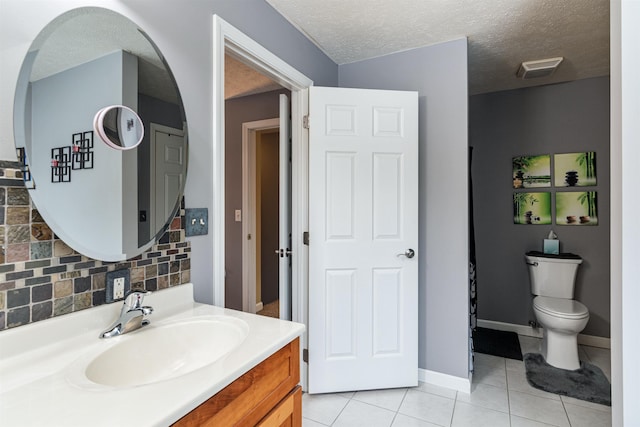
left=241, top=118, right=279, bottom=314
left=212, top=15, right=313, bottom=387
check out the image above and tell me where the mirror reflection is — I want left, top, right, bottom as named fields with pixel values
left=13, top=7, right=188, bottom=261
left=94, top=105, right=145, bottom=150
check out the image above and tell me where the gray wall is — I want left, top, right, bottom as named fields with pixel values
left=224, top=89, right=290, bottom=310
left=30, top=50, right=134, bottom=258
left=469, top=77, right=610, bottom=337
left=339, top=38, right=470, bottom=379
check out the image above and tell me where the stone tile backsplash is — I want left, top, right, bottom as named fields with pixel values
left=0, top=161, right=191, bottom=330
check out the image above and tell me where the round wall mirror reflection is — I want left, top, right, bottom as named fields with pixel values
left=13, top=7, right=188, bottom=261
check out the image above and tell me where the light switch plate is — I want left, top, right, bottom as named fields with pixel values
left=185, top=208, right=208, bottom=237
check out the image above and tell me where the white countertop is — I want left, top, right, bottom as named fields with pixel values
left=0, top=283, right=305, bottom=426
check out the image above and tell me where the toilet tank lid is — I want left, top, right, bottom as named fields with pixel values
left=526, top=251, right=582, bottom=260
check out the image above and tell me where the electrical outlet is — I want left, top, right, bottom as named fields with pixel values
left=105, top=269, right=131, bottom=303
left=114, top=277, right=125, bottom=300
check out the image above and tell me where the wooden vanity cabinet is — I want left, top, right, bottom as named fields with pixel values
left=173, top=338, right=301, bottom=427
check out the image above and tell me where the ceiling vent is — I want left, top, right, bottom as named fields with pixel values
left=516, top=57, right=564, bottom=79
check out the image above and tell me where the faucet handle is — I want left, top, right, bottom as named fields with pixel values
left=124, top=289, right=151, bottom=309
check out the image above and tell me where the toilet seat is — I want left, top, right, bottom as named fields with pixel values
left=533, top=296, right=589, bottom=319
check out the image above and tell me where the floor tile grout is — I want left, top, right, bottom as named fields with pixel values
left=303, top=335, right=610, bottom=427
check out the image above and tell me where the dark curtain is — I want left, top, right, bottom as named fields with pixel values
left=469, top=147, right=478, bottom=369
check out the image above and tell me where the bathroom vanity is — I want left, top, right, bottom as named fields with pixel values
left=0, top=284, right=305, bottom=426
left=174, top=338, right=301, bottom=426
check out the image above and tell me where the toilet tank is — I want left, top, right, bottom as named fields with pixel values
left=525, top=251, right=582, bottom=298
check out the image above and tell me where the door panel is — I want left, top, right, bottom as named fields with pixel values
left=373, top=153, right=403, bottom=239
left=308, top=86, right=419, bottom=393
left=372, top=268, right=402, bottom=355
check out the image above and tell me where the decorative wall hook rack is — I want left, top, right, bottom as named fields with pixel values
left=51, top=146, right=71, bottom=183
left=50, top=131, right=95, bottom=183
left=16, top=147, right=35, bottom=189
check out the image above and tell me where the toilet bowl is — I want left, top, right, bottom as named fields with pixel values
left=525, top=251, right=589, bottom=371
left=533, top=296, right=589, bottom=370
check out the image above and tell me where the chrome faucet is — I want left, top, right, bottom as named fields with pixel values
left=100, top=290, right=154, bottom=339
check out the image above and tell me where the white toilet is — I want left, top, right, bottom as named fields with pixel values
left=525, top=251, right=589, bottom=370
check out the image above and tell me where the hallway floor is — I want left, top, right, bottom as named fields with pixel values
left=302, top=335, right=611, bottom=426
left=257, top=300, right=279, bottom=318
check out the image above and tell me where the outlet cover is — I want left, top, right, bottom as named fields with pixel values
left=105, top=269, right=131, bottom=303
left=185, top=208, right=208, bottom=237
left=113, top=277, right=125, bottom=299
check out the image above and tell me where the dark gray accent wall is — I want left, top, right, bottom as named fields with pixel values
left=339, top=39, right=470, bottom=379
left=224, top=89, right=290, bottom=310
left=258, top=131, right=279, bottom=305
left=469, top=77, right=610, bottom=338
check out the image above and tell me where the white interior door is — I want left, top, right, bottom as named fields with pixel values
left=151, top=124, right=185, bottom=235
left=278, top=94, right=292, bottom=320
left=308, top=86, right=419, bottom=393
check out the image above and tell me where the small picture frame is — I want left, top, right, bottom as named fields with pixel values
left=513, top=192, right=552, bottom=225
left=556, top=191, right=598, bottom=225
left=554, top=152, right=597, bottom=187
left=512, top=155, right=551, bottom=188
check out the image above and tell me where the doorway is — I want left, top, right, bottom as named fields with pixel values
left=224, top=52, right=294, bottom=318
left=255, top=128, right=281, bottom=317
left=214, top=14, right=313, bottom=388
left=240, top=120, right=284, bottom=318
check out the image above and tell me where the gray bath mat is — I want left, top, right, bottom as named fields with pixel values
left=524, top=353, right=611, bottom=406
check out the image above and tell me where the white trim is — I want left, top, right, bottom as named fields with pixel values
left=256, top=301, right=263, bottom=312
left=212, top=15, right=313, bottom=390
left=578, top=334, right=612, bottom=349
left=241, top=118, right=279, bottom=314
left=212, top=17, right=226, bottom=307
left=477, top=319, right=611, bottom=349
left=477, top=319, right=542, bottom=338
left=418, top=368, right=471, bottom=394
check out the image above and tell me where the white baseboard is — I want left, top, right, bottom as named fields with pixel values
left=418, top=368, right=471, bottom=394
left=577, top=334, right=611, bottom=348
left=477, top=319, right=611, bottom=349
left=256, top=302, right=263, bottom=312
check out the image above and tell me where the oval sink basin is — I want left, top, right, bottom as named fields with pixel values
left=84, top=316, right=249, bottom=387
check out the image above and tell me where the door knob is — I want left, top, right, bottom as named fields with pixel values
left=398, top=249, right=415, bottom=259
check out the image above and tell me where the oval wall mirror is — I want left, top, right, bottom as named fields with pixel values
left=13, top=7, right=188, bottom=261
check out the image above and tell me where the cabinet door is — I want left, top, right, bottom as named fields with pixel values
left=257, top=386, right=302, bottom=427
left=173, top=338, right=300, bottom=427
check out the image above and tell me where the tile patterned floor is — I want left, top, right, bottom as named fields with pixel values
left=302, top=335, right=611, bottom=427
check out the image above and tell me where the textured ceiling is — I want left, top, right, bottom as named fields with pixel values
left=225, top=54, right=282, bottom=99
left=266, top=0, right=610, bottom=94
left=29, top=8, right=179, bottom=104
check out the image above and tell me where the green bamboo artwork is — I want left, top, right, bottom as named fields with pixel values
left=512, top=155, right=551, bottom=188
left=513, top=192, right=552, bottom=225
left=554, top=152, right=597, bottom=187
left=556, top=192, right=598, bottom=225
